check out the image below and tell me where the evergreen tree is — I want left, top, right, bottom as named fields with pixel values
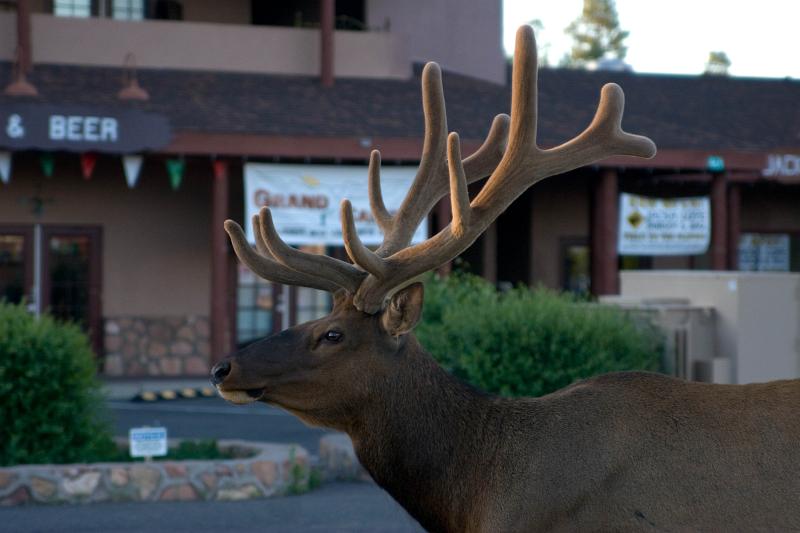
left=563, top=0, right=629, bottom=67
left=704, top=51, right=731, bottom=75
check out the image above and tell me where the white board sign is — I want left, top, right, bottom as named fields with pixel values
left=738, top=233, right=790, bottom=271
left=618, top=193, right=710, bottom=256
left=129, top=427, right=168, bottom=458
left=244, top=163, right=427, bottom=246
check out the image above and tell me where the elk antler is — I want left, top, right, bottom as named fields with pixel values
left=225, top=25, right=656, bottom=314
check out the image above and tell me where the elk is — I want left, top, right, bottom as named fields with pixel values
left=212, top=26, right=800, bottom=532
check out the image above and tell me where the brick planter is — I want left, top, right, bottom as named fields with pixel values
left=0, top=440, right=309, bottom=506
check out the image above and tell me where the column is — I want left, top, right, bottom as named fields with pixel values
left=320, top=0, right=335, bottom=87
left=710, top=172, right=728, bottom=270
left=17, top=0, right=32, bottom=73
left=591, top=169, right=619, bottom=295
left=482, top=223, right=498, bottom=284
left=727, top=182, right=741, bottom=270
left=210, top=160, right=231, bottom=364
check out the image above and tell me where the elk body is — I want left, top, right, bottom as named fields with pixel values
left=212, top=26, right=800, bottom=532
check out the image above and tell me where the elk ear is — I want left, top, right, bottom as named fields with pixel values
left=380, top=283, right=424, bottom=337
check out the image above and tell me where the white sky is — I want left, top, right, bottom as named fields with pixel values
left=503, top=0, right=800, bottom=78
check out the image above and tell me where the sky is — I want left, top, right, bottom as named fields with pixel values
left=503, top=0, right=800, bottom=78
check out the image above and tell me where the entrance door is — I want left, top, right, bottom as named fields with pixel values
left=0, top=225, right=102, bottom=354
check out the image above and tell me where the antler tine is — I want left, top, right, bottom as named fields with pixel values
left=224, top=218, right=343, bottom=293
left=348, top=24, right=655, bottom=313
left=367, top=150, right=392, bottom=234
left=255, top=207, right=365, bottom=293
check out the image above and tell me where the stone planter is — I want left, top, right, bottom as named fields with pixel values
left=0, top=440, right=309, bottom=506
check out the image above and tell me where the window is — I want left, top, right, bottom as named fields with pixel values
left=236, top=264, right=274, bottom=347
left=738, top=233, right=800, bottom=272
left=561, top=238, right=590, bottom=295
left=112, top=0, right=144, bottom=20
left=54, top=0, right=92, bottom=18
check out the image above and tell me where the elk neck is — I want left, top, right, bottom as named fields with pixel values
left=346, top=334, right=514, bottom=532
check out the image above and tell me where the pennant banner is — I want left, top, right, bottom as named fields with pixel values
left=0, top=151, right=10, bottom=184
left=123, top=155, right=143, bottom=188
left=39, top=152, right=55, bottom=177
left=81, top=152, right=98, bottom=180
left=166, top=158, right=184, bottom=191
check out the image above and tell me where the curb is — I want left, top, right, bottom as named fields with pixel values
left=131, top=387, right=217, bottom=402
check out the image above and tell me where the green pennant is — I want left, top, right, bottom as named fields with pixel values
left=39, top=153, right=55, bottom=178
left=166, top=158, right=185, bottom=191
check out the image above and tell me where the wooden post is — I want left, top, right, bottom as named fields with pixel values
left=727, top=182, right=741, bottom=270
left=17, top=0, right=32, bottom=73
left=711, top=172, right=728, bottom=270
left=591, top=169, right=619, bottom=296
left=482, top=223, right=498, bottom=284
left=320, top=0, right=335, bottom=87
left=210, top=160, right=231, bottom=364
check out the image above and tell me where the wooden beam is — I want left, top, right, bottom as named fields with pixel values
left=591, top=169, right=619, bottom=296
left=727, top=183, right=741, bottom=270
left=210, top=159, right=231, bottom=364
left=320, top=0, right=335, bottom=87
left=710, top=172, right=728, bottom=270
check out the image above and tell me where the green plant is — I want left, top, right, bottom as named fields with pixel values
left=93, top=439, right=241, bottom=463
left=286, top=445, right=319, bottom=495
left=416, top=273, right=663, bottom=398
left=0, top=301, right=114, bottom=466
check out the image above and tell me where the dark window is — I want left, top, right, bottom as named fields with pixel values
left=560, top=238, right=590, bottom=295
left=251, top=0, right=366, bottom=30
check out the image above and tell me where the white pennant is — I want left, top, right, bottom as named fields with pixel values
left=0, top=151, right=10, bottom=185
left=123, top=155, right=143, bottom=188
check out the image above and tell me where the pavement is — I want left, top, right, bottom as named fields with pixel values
left=44, top=378, right=423, bottom=532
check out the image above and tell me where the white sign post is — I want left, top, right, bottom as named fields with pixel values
left=244, top=163, right=426, bottom=246
left=129, top=426, right=168, bottom=460
left=618, top=193, right=710, bottom=256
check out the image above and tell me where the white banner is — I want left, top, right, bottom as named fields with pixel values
left=244, top=163, right=427, bottom=246
left=738, top=233, right=790, bottom=271
left=618, top=193, right=710, bottom=256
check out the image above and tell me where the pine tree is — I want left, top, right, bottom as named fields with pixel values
left=563, top=0, right=629, bottom=67
left=704, top=51, right=731, bottom=75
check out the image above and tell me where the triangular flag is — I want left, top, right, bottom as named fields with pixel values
left=80, top=152, right=98, bottom=180
left=123, top=155, right=143, bottom=188
left=166, top=158, right=185, bottom=191
left=0, top=151, right=10, bottom=185
left=39, top=153, right=55, bottom=178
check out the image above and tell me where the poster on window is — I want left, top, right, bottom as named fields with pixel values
left=618, top=193, right=710, bottom=255
left=738, top=233, right=790, bottom=271
left=244, top=163, right=427, bottom=246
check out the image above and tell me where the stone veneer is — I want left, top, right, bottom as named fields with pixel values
left=103, top=315, right=211, bottom=377
left=0, top=440, right=309, bottom=506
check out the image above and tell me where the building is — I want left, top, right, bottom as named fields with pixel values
left=1, top=1, right=798, bottom=378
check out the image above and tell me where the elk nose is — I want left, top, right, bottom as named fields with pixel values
left=210, top=361, right=231, bottom=385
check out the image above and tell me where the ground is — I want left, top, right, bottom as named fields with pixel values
left=0, top=396, right=424, bottom=532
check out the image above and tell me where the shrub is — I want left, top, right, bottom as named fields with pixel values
left=0, top=301, right=114, bottom=466
left=416, top=273, right=664, bottom=398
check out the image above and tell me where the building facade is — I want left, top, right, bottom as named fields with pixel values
left=1, top=0, right=798, bottom=378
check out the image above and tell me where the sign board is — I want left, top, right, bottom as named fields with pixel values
left=618, top=193, right=710, bottom=256
left=244, top=163, right=427, bottom=246
left=738, top=233, right=790, bottom=271
left=1, top=103, right=171, bottom=153
left=129, top=427, right=168, bottom=458
left=706, top=155, right=725, bottom=173
left=762, top=154, right=800, bottom=179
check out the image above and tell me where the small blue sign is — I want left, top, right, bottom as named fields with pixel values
left=706, top=155, right=725, bottom=173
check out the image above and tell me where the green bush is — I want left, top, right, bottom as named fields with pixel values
left=416, top=273, right=663, bottom=398
left=0, top=301, right=114, bottom=466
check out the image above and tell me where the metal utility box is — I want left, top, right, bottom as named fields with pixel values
left=615, top=271, right=800, bottom=385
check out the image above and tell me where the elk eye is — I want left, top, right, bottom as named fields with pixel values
left=323, top=330, right=343, bottom=343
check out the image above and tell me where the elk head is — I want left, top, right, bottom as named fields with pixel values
left=211, top=25, right=656, bottom=428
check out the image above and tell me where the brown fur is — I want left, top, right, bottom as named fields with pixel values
left=214, top=286, right=800, bottom=532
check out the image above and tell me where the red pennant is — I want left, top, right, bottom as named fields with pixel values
left=81, top=153, right=98, bottom=180
left=212, top=159, right=228, bottom=180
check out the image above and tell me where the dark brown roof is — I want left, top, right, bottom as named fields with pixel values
left=2, top=62, right=799, bottom=152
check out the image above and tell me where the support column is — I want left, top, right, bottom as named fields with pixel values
left=210, top=160, right=231, bottom=364
left=320, top=0, right=335, bottom=87
left=17, top=0, right=32, bottom=73
left=591, top=169, right=619, bottom=296
left=482, top=223, right=498, bottom=284
left=726, top=182, right=741, bottom=270
left=711, top=172, right=728, bottom=270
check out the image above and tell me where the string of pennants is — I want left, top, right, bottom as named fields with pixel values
left=0, top=151, right=200, bottom=190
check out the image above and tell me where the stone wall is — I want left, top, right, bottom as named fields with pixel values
left=103, top=315, right=210, bottom=377
left=0, top=440, right=309, bottom=506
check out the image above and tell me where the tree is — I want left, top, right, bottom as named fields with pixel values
left=705, top=51, right=731, bottom=75
left=563, top=0, right=629, bottom=67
